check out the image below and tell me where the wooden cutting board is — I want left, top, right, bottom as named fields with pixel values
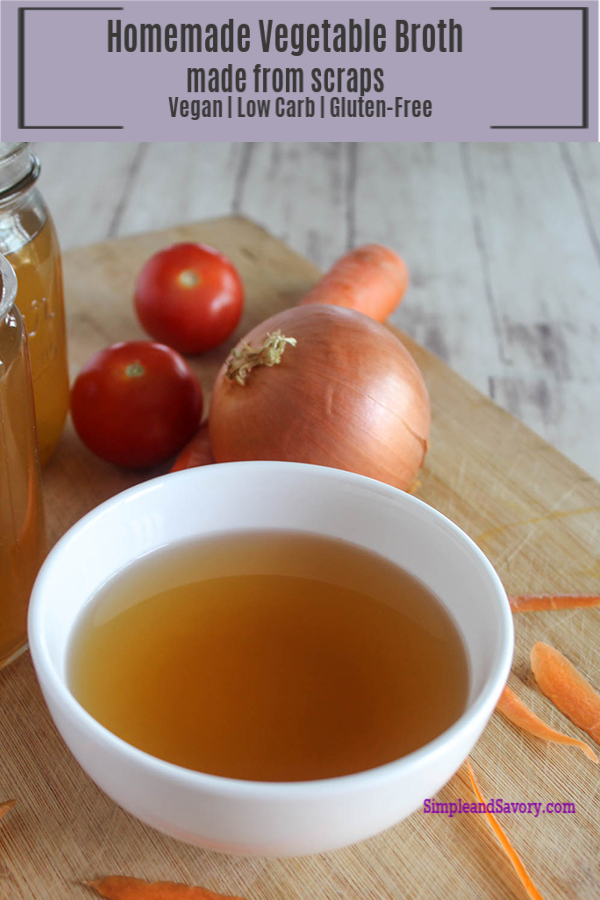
left=1, top=216, right=599, bottom=900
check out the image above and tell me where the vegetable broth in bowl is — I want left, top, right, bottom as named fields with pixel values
left=30, top=461, right=512, bottom=855
left=69, top=530, right=469, bottom=782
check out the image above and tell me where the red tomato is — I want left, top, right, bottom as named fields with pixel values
left=71, top=342, right=203, bottom=469
left=134, top=242, right=244, bottom=354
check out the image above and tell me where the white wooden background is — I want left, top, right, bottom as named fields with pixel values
left=35, top=142, right=600, bottom=480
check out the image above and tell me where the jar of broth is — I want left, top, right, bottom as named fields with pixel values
left=0, top=143, right=69, bottom=465
left=0, top=253, right=47, bottom=668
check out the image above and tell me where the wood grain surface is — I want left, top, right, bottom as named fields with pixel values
left=35, top=142, right=600, bottom=481
left=1, top=217, right=600, bottom=900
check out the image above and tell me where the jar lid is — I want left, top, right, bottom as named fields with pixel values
left=0, top=253, right=18, bottom=321
left=0, top=143, right=34, bottom=194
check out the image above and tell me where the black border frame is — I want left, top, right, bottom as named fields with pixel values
left=18, top=6, right=124, bottom=129
left=489, top=6, right=589, bottom=129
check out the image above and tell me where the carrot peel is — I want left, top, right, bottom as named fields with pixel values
left=85, top=876, right=248, bottom=900
left=531, top=641, right=600, bottom=744
left=466, top=759, right=546, bottom=900
left=509, top=594, right=600, bottom=613
left=299, top=244, right=408, bottom=322
left=0, top=799, right=16, bottom=821
left=497, top=686, right=598, bottom=762
left=170, top=423, right=214, bottom=472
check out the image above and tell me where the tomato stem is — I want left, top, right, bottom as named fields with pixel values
left=179, top=269, right=200, bottom=288
left=125, top=361, right=145, bottom=378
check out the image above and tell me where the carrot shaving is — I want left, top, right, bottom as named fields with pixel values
left=407, top=478, right=422, bottom=495
left=85, top=876, right=248, bottom=900
left=509, top=594, right=600, bottom=613
left=497, top=686, right=598, bottom=762
left=466, top=760, right=546, bottom=900
left=0, top=799, right=16, bottom=821
left=531, top=642, right=600, bottom=743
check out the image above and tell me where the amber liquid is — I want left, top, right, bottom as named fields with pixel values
left=7, top=219, right=69, bottom=465
left=69, top=532, right=469, bottom=782
left=0, top=315, right=47, bottom=666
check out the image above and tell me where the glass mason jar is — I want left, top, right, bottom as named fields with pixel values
left=0, top=253, right=47, bottom=668
left=0, top=143, right=69, bottom=465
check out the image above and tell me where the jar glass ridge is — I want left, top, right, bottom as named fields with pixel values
left=0, top=252, right=47, bottom=668
left=0, top=143, right=69, bottom=465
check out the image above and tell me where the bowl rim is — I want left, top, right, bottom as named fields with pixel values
left=29, top=460, right=514, bottom=798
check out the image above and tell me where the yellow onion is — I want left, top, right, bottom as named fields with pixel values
left=209, top=305, right=430, bottom=490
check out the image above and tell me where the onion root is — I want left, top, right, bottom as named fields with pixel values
left=226, top=330, right=297, bottom=386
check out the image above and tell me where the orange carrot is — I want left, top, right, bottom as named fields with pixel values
left=531, top=642, right=600, bottom=743
left=170, top=424, right=214, bottom=472
left=466, top=760, right=546, bottom=900
left=85, top=876, right=247, bottom=900
left=509, top=594, right=600, bottom=613
left=0, top=799, right=16, bottom=822
left=497, top=686, right=598, bottom=762
left=299, top=244, right=408, bottom=322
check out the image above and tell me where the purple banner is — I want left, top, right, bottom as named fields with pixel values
left=1, top=0, right=597, bottom=140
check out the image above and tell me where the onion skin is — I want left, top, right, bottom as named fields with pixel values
left=209, top=305, right=430, bottom=491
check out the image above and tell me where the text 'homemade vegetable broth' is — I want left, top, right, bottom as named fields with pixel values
left=69, top=531, right=469, bottom=781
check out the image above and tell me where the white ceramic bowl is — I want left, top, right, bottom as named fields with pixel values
left=29, top=461, right=513, bottom=857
